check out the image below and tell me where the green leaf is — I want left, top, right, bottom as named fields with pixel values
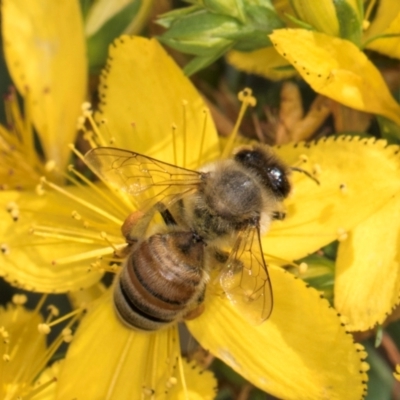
left=334, top=0, right=362, bottom=46
left=159, top=11, right=237, bottom=56
left=87, top=1, right=141, bottom=73
left=377, top=115, right=400, bottom=144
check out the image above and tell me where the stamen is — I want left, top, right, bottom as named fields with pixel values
left=45, top=305, right=60, bottom=324
left=81, top=104, right=109, bottom=147
left=222, top=88, right=257, bottom=158
left=38, top=323, right=51, bottom=335
left=26, top=307, right=85, bottom=386
left=198, top=109, right=208, bottom=167
left=182, top=100, right=188, bottom=167
left=171, top=123, right=178, bottom=166
left=62, top=328, right=74, bottom=343
left=99, top=118, right=115, bottom=145
left=45, top=160, right=57, bottom=172
left=30, top=229, right=97, bottom=244
left=52, top=244, right=126, bottom=265
left=23, top=377, right=57, bottom=400
left=312, top=163, right=322, bottom=176
left=6, top=201, right=18, bottom=212
left=298, top=262, right=308, bottom=274
left=69, top=144, right=136, bottom=212
left=40, top=177, right=123, bottom=226
left=67, top=164, right=129, bottom=216
left=0, top=243, right=10, bottom=256
left=100, top=231, right=120, bottom=253
left=364, top=0, right=377, bottom=26
left=46, top=308, right=84, bottom=328
left=177, top=352, right=189, bottom=399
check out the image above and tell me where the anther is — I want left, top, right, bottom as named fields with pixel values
left=1, top=244, right=10, bottom=255
left=45, top=160, right=57, bottom=172
left=142, top=387, right=155, bottom=396
left=77, top=115, right=86, bottom=130
left=10, top=208, right=19, bottom=221
left=6, top=201, right=18, bottom=212
left=313, top=164, right=322, bottom=176
left=47, top=305, right=60, bottom=318
left=36, top=182, right=45, bottom=196
left=0, top=327, right=10, bottom=341
left=38, top=323, right=51, bottom=335
left=299, top=262, right=308, bottom=274
left=12, top=294, right=27, bottom=305
left=166, top=376, right=178, bottom=388
left=71, top=210, right=82, bottom=220
left=62, top=328, right=73, bottom=343
left=238, top=88, right=257, bottom=107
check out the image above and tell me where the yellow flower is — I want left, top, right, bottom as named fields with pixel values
left=1, top=0, right=87, bottom=175
left=2, top=35, right=376, bottom=399
left=0, top=293, right=82, bottom=400
left=228, top=2, right=400, bottom=124
left=269, top=28, right=400, bottom=125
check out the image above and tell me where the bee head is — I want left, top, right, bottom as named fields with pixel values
left=234, top=145, right=291, bottom=199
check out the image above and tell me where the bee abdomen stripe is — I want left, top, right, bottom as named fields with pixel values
left=113, top=281, right=173, bottom=331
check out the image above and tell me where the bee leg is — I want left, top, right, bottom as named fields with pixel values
left=272, top=211, right=286, bottom=220
left=122, top=201, right=170, bottom=242
left=183, top=303, right=205, bottom=320
left=160, top=208, right=177, bottom=226
left=183, top=287, right=206, bottom=321
left=121, top=210, right=145, bottom=243
left=114, top=243, right=134, bottom=259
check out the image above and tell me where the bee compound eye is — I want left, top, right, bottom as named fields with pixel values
left=268, top=166, right=291, bottom=198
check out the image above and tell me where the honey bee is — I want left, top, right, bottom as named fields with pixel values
left=85, top=145, right=292, bottom=331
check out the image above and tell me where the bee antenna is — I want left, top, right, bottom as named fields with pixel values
left=290, top=166, right=320, bottom=185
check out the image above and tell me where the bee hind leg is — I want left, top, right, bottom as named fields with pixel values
left=122, top=201, right=172, bottom=242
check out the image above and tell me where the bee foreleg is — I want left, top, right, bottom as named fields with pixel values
left=272, top=211, right=286, bottom=220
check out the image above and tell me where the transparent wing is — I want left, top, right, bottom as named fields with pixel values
left=219, top=223, right=273, bottom=325
left=85, top=147, right=203, bottom=209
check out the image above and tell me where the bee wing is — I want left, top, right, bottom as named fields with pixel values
left=219, top=223, right=273, bottom=325
left=84, top=147, right=203, bottom=209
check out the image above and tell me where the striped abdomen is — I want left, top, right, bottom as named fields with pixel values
left=113, top=231, right=206, bottom=331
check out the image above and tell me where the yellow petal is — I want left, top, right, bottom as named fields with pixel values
left=226, top=47, right=296, bottom=80
left=2, top=0, right=87, bottom=170
left=270, top=29, right=400, bottom=125
left=96, top=36, right=220, bottom=168
left=55, top=290, right=216, bottom=400
left=364, top=10, right=400, bottom=59
left=31, top=361, right=62, bottom=400
left=335, top=192, right=400, bottom=331
left=290, top=0, right=339, bottom=36
left=0, top=189, right=118, bottom=292
left=263, top=137, right=400, bottom=262
left=187, top=267, right=368, bottom=400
